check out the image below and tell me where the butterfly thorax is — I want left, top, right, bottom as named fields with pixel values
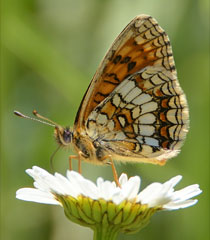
left=72, top=130, right=109, bottom=164
left=54, top=126, right=73, bottom=146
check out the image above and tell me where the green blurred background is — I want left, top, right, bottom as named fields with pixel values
left=1, top=0, right=209, bottom=239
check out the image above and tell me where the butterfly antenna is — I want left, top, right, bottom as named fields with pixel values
left=50, top=145, right=61, bottom=172
left=14, top=110, right=55, bottom=127
left=32, top=110, right=60, bottom=126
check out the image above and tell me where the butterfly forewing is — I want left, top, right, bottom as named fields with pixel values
left=75, top=15, right=176, bottom=129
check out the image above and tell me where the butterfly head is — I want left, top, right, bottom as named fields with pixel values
left=54, top=126, right=73, bottom=147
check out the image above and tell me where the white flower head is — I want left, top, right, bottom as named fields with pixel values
left=16, top=166, right=202, bottom=236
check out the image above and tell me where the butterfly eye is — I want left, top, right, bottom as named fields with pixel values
left=54, top=126, right=72, bottom=146
left=63, top=128, right=72, bottom=143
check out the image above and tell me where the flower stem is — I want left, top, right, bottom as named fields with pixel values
left=93, top=225, right=119, bottom=240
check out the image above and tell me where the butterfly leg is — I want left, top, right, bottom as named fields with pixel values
left=68, top=155, right=78, bottom=171
left=110, top=158, right=121, bottom=187
left=78, top=152, right=82, bottom=174
left=68, top=154, right=82, bottom=174
left=102, top=155, right=121, bottom=187
left=69, top=155, right=77, bottom=171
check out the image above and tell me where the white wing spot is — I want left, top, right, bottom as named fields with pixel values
left=134, top=143, right=140, bottom=152
left=141, top=101, right=158, bottom=114
left=150, top=74, right=165, bottom=85
left=138, top=113, right=156, bottom=124
left=133, top=124, right=139, bottom=134
left=124, top=87, right=142, bottom=102
left=161, top=82, right=173, bottom=95
left=114, top=132, right=126, bottom=140
left=136, top=136, right=143, bottom=144
left=166, top=109, right=177, bottom=124
left=88, top=110, right=97, bottom=121
left=107, top=120, right=115, bottom=131
left=126, top=104, right=135, bottom=109
left=118, top=81, right=135, bottom=98
left=134, top=19, right=142, bottom=28
left=120, top=102, right=126, bottom=108
left=141, top=145, right=153, bottom=154
left=138, top=24, right=147, bottom=33
left=132, top=106, right=141, bottom=119
left=112, top=94, right=121, bottom=107
left=132, top=93, right=152, bottom=105
left=134, top=35, right=145, bottom=45
left=144, top=137, right=159, bottom=147
left=139, top=125, right=155, bottom=136
left=97, top=114, right=108, bottom=125
left=118, top=116, right=126, bottom=127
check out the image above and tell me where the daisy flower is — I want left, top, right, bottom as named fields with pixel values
left=16, top=166, right=202, bottom=240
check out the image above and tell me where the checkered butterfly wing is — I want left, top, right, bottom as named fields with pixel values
left=74, top=15, right=189, bottom=164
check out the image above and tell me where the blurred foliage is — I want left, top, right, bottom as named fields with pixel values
left=1, top=0, right=209, bottom=239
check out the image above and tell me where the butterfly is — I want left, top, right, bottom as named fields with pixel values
left=15, top=15, right=189, bottom=185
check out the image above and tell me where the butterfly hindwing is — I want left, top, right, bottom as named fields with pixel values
left=85, top=66, right=188, bottom=161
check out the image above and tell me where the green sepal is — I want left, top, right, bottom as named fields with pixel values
left=92, top=200, right=102, bottom=223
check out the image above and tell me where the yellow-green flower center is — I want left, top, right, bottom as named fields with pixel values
left=57, top=194, right=160, bottom=239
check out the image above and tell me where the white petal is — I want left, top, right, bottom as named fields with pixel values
left=97, top=181, right=117, bottom=200
left=16, top=188, right=60, bottom=205
left=54, top=173, right=78, bottom=196
left=67, top=170, right=98, bottom=198
left=27, top=167, right=67, bottom=195
left=119, top=173, right=128, bottom=186
left=96, top=177, right=104, bottom=187
left=26, top=167, right=54, bottom=192
left=171, top=184, right=202, bottom=202
left=78, top=178, right=99, bottom=199
left=163, top=199, right=198, bottom=210
left=163, top=175, right=182, bottom=189
left=121, top=176, right=140, bottom=200
left=112, top=191, right=125, bottom=204
left=137, top=176, right=202, bottom=209
left=66, top=170, right=84, bottom=183
left=137, top=183, right=164, bottom=205
left=66, top=170, right=85, bottom=196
